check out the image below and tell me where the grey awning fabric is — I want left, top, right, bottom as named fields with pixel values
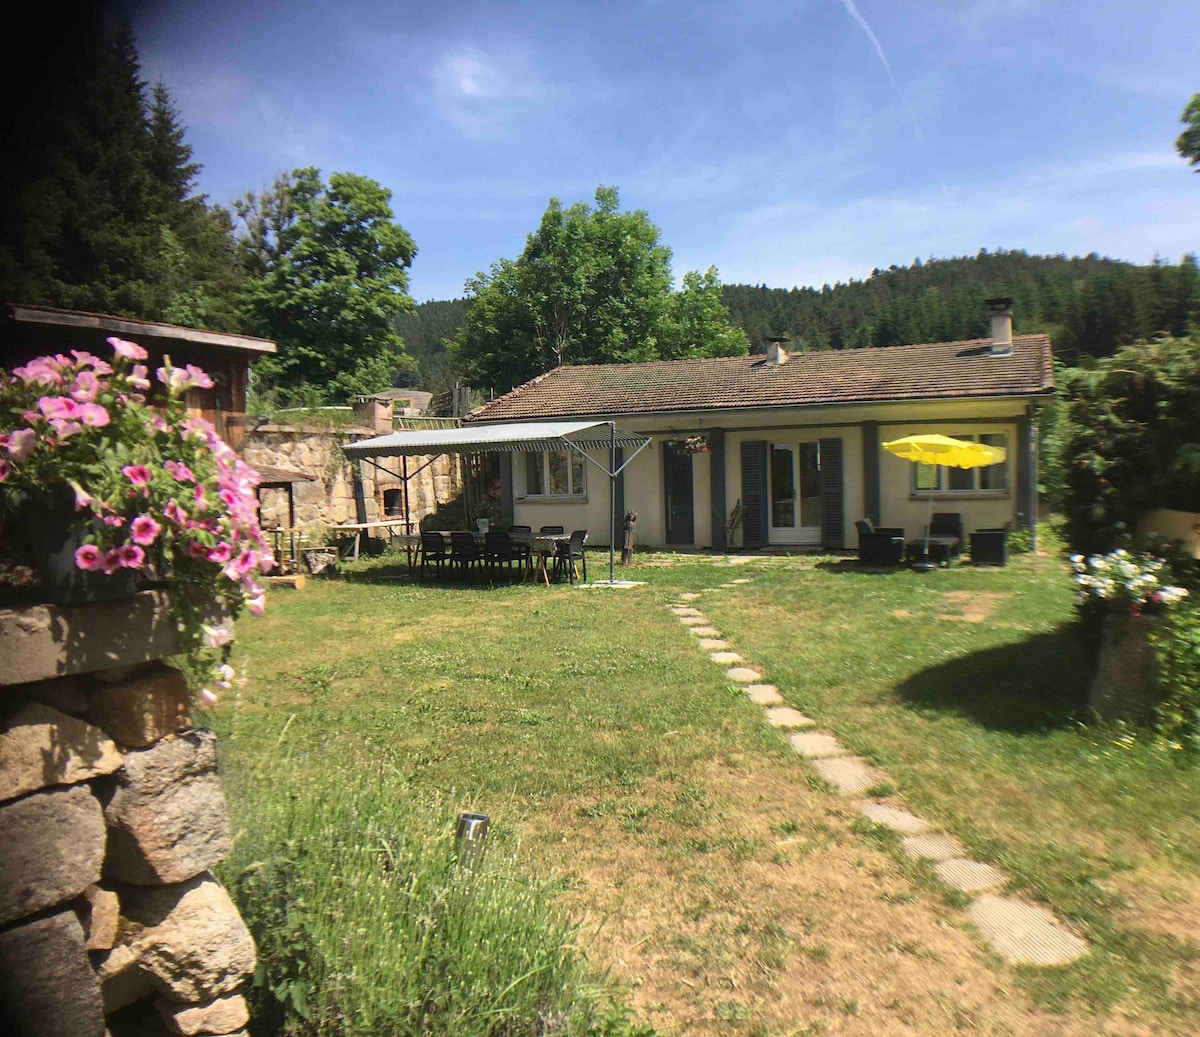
left=341, top=420, right=649, bottom=460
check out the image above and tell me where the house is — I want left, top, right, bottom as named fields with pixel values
left=464, top=299, right=1054, bottom=550
left=1, top=303, right=276, bottom=450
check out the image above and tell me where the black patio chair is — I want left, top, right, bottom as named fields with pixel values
left=484, top=531, right=518, bottom=577
left=555, top=529, right=588, bottom=583
left=539, top=525, right=564, bottom=535
left=420, top=531, right=449, bottom=578
left=928, top=512, right=965, bottom=556
left=970, top=526, right=1010, bottom=566
left=450, top=532, right=482, bottom=575
left=508, top=525, right=533, bottom=567
left=854, top=518, right=905, bottom=566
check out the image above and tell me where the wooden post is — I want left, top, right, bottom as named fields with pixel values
left=621, top=511, right=638, bottom=565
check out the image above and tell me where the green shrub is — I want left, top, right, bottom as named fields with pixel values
left=1054, top=333, right=1200, bottom=555
left=1151, top=604, right=1200, bottom=754
left=222, top=758, right=638, bottom=1036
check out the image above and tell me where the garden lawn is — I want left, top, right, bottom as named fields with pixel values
left=211, top=551, right=1199, bottom=1035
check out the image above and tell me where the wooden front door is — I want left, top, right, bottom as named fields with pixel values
left=664, top=443, right=694, bottom=544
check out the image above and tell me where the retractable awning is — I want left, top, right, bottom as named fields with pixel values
left=341, top=420, right=651, bottom=584
left=341, top=420, right=650, bottom=459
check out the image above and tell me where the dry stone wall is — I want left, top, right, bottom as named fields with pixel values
left=0, top=593, right=254, bottom=1037
left=239, top=419, right=460, bottom=539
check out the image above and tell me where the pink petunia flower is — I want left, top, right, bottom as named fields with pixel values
left=207, top=542, right=233, bottom=564
left=130, top=515, right=162, bottom=546
left=246, top=593, right=266, bottom=617
left=6, top=428, right=35, bottom=461
left=69, top=370, right=99, bottom=402
left=69, top=481, right=93, bottom=511
left=122, top=464, right=152, bottom=487
left=79, top=403, right=110, bottom=428
left=108, top=337, right=148, bottom=361
left=102, top=513, right=126, bottom=528
left=188, top=540, right=210, bottom=558
left=101, top=549, right=124, bottom=575
left=116, top=544, right=145, bottom=569
left=164, top=460, right=196, bottom=483
left=184, top=364, right=214, bottom=389
left=197, top=688, right=218, bottom=706
left=74, top=544, right=104, bottom=571
left=164, top=499, right=189, bottom=525
left=128, top=364, right=151, bottom=391
left=0, top=457, right=9, bottom=483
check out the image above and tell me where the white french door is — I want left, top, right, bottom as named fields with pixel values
left=769, top=442, right=821, bottom=545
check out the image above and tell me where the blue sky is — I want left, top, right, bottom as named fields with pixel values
left=131, top=0, right=1200, bottom=302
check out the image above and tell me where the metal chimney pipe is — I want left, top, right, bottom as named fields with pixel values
left=986, top=297, right=1013, bottom=355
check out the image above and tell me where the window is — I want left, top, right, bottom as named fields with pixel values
left=912, top=433, right=1008, bottom=494
left=383, top=489, right=403, bottom=516
left=522, top=450, right=585, bottom=497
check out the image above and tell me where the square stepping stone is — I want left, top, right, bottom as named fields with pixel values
left=901, top=834, right=963, bottom=862
left=688, top=626, right=721, bottom=637
left=679, top=592, right=701, bottom=601
left=670, top=607, right=703, bottom=616
left=697, top=639, right=730, bottom=650
left=788, top=731, right=847, bottom=758
left=678, top=615, right=708, bottom=626
left=935, top=858, right=1008, bottom=893
left=856, top=802, right=928, bottom=835
left=765, top=706, right=814, bottom=729
left=968, top=895, right=1088, bottom=966
left=725, top=667, right=762, bottom=683
left=709, top=651, right=742, bottom=664
left=811, top=757, right=884, bottom=795
left=744, top=684, right=783, bottom=705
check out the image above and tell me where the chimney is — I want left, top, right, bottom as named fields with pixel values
left=764, top=336, right=789, bottom=366
left=986, top=297, right=1013, bottom=356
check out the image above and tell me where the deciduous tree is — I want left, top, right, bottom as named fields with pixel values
left=238, top=168, right=418, bottom=402
left=453, top=186, right=745, bottom=392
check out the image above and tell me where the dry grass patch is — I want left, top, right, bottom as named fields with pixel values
left=528, top=754, right=1096, bottom=1036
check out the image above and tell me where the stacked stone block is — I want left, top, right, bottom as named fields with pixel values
left=0, top=593, right=255, bottom=1036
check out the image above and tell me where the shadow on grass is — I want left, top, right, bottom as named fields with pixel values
left=815, top=558, right=909, bottom=575
left=894, top=621, right=1093, bottom=732
left=339, top=563, right=533, bottom=588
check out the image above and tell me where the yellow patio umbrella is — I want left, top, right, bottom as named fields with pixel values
left=882, top=434, right=1007, bottom=566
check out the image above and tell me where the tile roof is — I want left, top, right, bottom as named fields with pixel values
left=468, top=335, right=1055, bottom=422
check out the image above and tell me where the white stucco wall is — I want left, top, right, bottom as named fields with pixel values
left=503, top=394, right=1037, bottom=551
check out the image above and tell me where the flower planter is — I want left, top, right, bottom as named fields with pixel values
left=1088, top=613, right=1161, bottom=723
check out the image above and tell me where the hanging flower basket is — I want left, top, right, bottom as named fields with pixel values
left=683, top=435, right=710, bottom=455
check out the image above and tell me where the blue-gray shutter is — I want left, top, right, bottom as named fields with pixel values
left=819, top=438, right=844, bottom=549
left=740, top=441, right=768, bottom=549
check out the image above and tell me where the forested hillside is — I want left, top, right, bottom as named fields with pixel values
left=402, top=250, right=1200, bottom=391
left=394, top=299, right=470, bottom=393
left=721, top=249, right=1200, bottom=358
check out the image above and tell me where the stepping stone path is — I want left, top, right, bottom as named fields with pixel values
left=936, top=858, right=1008, bottom=893
left=856, top=802, right=927, bottom=835
left=787, top=731, right=847, bottom=758
left=725, top=667, right=762, bottom=683
left=661, top=588, right=1088, bottom=968
left=764, top=706, right=814, bottom=729
left=969, top=896, right=1089, bottom=966
left=744, top=684, right=784, bottom=705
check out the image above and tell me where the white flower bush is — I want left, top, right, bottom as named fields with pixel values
left=1071, top=549, right=1189, bottom=616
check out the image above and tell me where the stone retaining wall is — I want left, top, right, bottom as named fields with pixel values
left=0, top=593, right=254, bottom=1037
left=240, top=419, right=460, bottom=539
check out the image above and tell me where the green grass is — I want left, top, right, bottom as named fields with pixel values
left=212, top=549, right=1200, bottom=1033
left=699, top=551, right=1200, bottom=1021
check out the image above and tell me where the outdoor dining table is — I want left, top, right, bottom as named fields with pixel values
left=525, top=534, right=570, bottom=586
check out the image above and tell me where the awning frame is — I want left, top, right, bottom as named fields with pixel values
left=342, top=420, right=652, bottom=584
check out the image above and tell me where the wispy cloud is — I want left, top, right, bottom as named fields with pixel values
left=429, top=46, right=541, bottom=139
left=839, top=0, right=900, bottom=94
